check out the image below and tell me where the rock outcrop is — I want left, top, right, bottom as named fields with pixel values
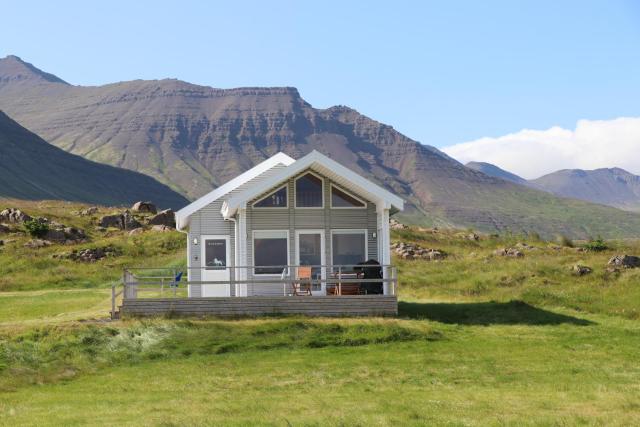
left=391, top=241, right=446, bottom=260
left=390, top=219, right=408, bottom=230
left=99, top=211, right=141, bottom=230
left=148, top=209, right=175, bottom=228
left=77, top=206, right=99, bottom=216
left=572, top=264, right=592, bottom=276
left=131, top=201, right=157, bottom=214
left=0, top=208, right=31, bottom=223
left=54, top=246, right=121, bottom=262
left=493, top=248, right=524, bottom=258
left=607, top=255, right=640, bottom=269
left=24, top=239, right=52, bottom=248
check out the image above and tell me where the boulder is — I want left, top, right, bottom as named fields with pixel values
left=24, top=239, right=52, bottom=248
left=148, top=209, right=175, bottom=228
left=494, top=247, right=524, bottom=258
left=123, top=211, right=142, bottom=230
left=131, top=201, right=157, bottom=214
left=572, top=264, right=592, bottom=276
left=507, top=248, right=524, bottom=258
left=389, top=218, right=408, bottom=230
left=607, top=255, right=640, bottom=269
left=392, top=241, right=447, bottom=261
left=63, top=227, right=87, bottom=242
left=0, top=208, right=31, bottom=223
left=99, top=211, right=141, bottom=230
left=151, top=224, right=172, bottom=232
left=128, top=228, right=144, bottom=236
left=54, top=245, right=120, bottom=262
left=99, top=214, right=123, bottom=229
left=44, top=228, right=66, bottom=242
left=78, top=206, right=99, bottom=216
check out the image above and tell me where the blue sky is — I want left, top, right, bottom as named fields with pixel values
left=2, top=0, right=640, bottom=148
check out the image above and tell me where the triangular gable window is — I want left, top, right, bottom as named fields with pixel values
left=254, top=186, right=287, bottom=208
left=331, top=185, right=366, bottom=208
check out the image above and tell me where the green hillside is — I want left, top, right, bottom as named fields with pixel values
left=0, top=111, right=188, bottom=210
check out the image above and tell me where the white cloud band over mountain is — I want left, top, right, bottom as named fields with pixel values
left=442, top=117, right=640, bottom=179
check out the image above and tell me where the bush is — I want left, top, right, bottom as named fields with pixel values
left=23, top=219, right=49, bottom=238
left=555, top=234, right=574, bottom=248
left=584, top=236, right=608, bottom=252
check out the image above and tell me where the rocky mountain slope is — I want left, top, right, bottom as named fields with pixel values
left=466, top=161, right=530, bottom=186
left=0, top=110, right=188, bottom=209
left=2, top=55, right=640, bottom=238
left=466, top=160, right=640, bottom=213
left=531, top=168, right=640, bottom=212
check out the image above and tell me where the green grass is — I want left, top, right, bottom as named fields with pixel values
left=1, top=203, right=640, bottom=425
left=0, top=200, right=186, bottom=291
left=0, top=289, right=110, bottom=324
left=0, top=313, right=639, bottom=425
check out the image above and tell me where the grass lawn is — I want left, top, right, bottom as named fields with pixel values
left=1, top=201, right=640, bottom=425
left=0, top=289, right=110, bottom=326
left=0, top=311, right=639, bottom=426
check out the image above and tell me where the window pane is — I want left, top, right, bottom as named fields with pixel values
left=255, top=186, right=287, bottom=208
left=205, top=239, right=227, bottom=270
left=296, top=173, right=323, bottom=207
left=254, top=236, right=288, bottom=275
left=332, top=233, right=366, bottom=268
left=332, top=186, right=365, bottom=208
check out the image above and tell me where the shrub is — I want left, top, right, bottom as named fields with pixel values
left=555, top=234, right=574, bottom=248
left=584, top=236, right=608, bottom=252
left=23, top=219, right=49, bottom=238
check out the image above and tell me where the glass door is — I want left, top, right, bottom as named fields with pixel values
left=295, top=230, right=325, bottom=294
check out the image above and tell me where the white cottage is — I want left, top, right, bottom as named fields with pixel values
left=116, top=151, right=404, bottom=317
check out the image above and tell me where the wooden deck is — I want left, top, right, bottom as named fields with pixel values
left=119, top=295, right=398, bottom=317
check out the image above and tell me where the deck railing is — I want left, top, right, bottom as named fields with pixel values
left=112, top=265, right=398, bottom=315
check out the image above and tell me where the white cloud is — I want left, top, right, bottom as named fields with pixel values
left=442, top=117, right=640, bottom=179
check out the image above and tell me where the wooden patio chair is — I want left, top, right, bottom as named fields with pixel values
left=292, top=266, right=313, bottom=296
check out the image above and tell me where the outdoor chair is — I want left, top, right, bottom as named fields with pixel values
left=292, top=266, right=313, bottom=296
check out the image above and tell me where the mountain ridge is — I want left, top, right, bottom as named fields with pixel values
left=2, top=55, right=640, bottom=238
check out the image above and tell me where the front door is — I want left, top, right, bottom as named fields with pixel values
left=295, top=230, right=325, bottom=295
left=201, top=235, right=231, bottom=297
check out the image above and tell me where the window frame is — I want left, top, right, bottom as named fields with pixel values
left=252, top=229, right=290, bottom=276
left=330, top=229, right=369, bottom=268
left=252, top=184, right=289, bottom=209
left=329, top=183, right=367, bottom=209
left=294, top=171, right=325, bottom=209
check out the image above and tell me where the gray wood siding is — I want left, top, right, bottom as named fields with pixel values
left=186, top=164, right=288, bottom=297
left=188, top=199, right=235, bottom=297
left=246, top=170, right=379, bottom=296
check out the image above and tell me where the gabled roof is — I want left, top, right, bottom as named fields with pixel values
left=175, top=152, right=295, bottom=230
left=222, top=150, right=404, bottom=218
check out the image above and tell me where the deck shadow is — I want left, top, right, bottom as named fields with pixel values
left=398, top=300, right=594, bottom=326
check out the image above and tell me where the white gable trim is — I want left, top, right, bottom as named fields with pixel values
left=175, top=152, right=295, bottom=230
left=224, top=151, right=404, bottom=218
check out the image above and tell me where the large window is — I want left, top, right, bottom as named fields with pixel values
left=332, top=230, right=367, bottom=268
left=295, top=172, right=323, bottom=208
left=253, top=230, right=289, bottom=275
left=331, top=184, right=366, bottom=208
left=254, top=186, right=287, bottom=208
